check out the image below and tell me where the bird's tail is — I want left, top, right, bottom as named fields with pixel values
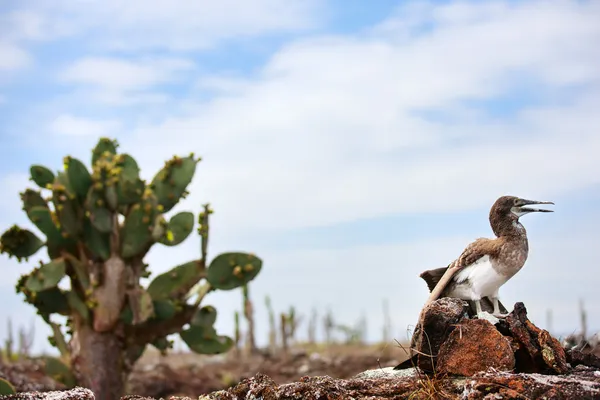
left=393, top=354, right=418, bottom=370
left=419, top=266, right=449, bottom=292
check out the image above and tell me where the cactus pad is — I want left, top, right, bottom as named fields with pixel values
left=25, top=259, right=67, bottom=292
left=120, top=190, right=160, bottom=258
left=21, top=189, right=48, bottom=211
left=44, top=357, right=77, bottom=388
left=0, top=378, right=16, bottom=395
left=65, top=156, right=92, bottom=200
left=66, top=290, right=90, bottom=321
left=147, top=260, right=205, bottom=301
left=150, top=155, right=199, bottom=212
left=82, top=220, right=110, bottom=261
left=20, top=287, right=70, bottom=321
left=180, top=325, right=234, bottom=355
left=206, top=252, right=262, bottom=290
left=51, top=173, right=82, bottom=237
left=120, top=205, right=151, bottom=257
left=159, top=211, right=194, bottom=246
left=191, top=305, right=217, bottom=327
left=85, top=187, right=113, bottom=233
left=0, top=225, right=44, bottom=261
left=25, top=206, right=76, bottom=258
left=30, top=165, right=55, bottom=189
left=152, top=300, right=177, bottom=320
left=116, top=154, right=145, bottom=206
left=92, top=137, right=118, bottom=165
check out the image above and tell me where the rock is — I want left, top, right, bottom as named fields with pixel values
left=436, top=319, right=515, bottom=376
left=353, top=366, right=418, bottom=379
left=567, top=349, right=600, bottom=369
left=0, top=360, right=66, bottom=393
left=406, top=297, right=470, bottom=372
left=399, top=299, right=570, bottom=376
left=191, top=367, right=600, bottom=400
left=462, top=366, right=600, bottom=400
left=0, top=387, right=94, bottom=400
left=502, top=302, right=569, bottom=374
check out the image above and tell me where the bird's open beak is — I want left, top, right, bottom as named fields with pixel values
left=518, top=199, right=554, bottom=213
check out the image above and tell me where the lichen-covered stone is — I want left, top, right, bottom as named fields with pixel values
left=502, top=302, right=569, bottom=374
left=410, top=297, right=470, bottom=372
left=436, top=319, right=515, bottom=376
left=0, top=387, right=94, bottom=400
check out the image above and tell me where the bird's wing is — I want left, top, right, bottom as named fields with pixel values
left=422, top=237, right=501, bottom=306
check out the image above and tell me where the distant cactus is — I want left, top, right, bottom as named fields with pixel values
left=0, top=138, right=263, bottom=400
left=308, top=307, right=317, bottom=344
left=234, top=310, right=241, bottom=355
left=280, top=306, right=301, bottom=351
left=242, top=284, right=257, bottom=355
left=4, top=319, right=13, bottom=362
left=265, top=295, right=277, bottom=352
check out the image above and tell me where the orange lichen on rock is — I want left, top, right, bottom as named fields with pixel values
left=436, top=319, right=515, bottom=376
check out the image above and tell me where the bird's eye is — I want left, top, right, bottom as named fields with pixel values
left=513, top=198, right=520, bottom=205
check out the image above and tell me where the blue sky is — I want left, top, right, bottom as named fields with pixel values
left=1, top=0, right=599, bottom=355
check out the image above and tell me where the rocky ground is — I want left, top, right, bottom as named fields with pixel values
left=0, top=343, right=403, bottom=398
left=1, top=300, right=599, bottom=399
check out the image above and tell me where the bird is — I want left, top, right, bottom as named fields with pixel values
left=393, top=195, right=554, bottom=370
left=419, top=195, right=554, bottom=319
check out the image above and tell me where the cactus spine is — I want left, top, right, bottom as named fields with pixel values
left=0, top=138, right=263, bottom=400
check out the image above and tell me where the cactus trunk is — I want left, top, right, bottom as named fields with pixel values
left=70, top=318, right=126, bottom=400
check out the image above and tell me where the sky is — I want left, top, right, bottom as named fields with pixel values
left=0, top=0, right=599, bottom=356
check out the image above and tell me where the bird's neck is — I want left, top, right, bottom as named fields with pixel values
left=491, top=216, right=529, bottom=240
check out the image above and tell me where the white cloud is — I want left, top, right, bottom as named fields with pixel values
left=58, top=57, right=196, bottom=105
left=7, top=0, right=323, bottom=51
left=50, top=114, right=122, bottom=137
left=104, top=0, right=600, bottom=233
left=0, top=41, right=31, bottom=71
left=60, top=57, right=195, bottom=90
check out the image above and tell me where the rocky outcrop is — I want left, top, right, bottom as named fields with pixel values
left=396, top=299, right=570, bottom=376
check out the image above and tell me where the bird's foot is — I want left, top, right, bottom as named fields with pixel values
left=476, top=311, right=500, bottom=325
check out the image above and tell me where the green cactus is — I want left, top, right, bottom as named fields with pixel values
left=180, top=306, right=234, bottom=354
left=44, top=356, right=77, bottom=388
left=0, top=137, right=263, bottom=400
left=265, top=295, right=276, bottom=351
left=0, top=378, right=16, bottom=395
left=30, top=165, right=55, bottom=189
left=91, top=138, right=118, bottom=165
left=159, top=211, right=194, bottom=246
left=25, top=259, right=67, bottom=292
left=147, top=260, right=205, bottom=301
left=150, top=155, right=199, bottom=213
left=0, top=225, right=44, bottom=261
left=234, top=310, right=240, bottom=353
left=206, top=252, right=262, bottom=290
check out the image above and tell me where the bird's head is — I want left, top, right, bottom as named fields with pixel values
left=489, top=195, right=554, bottom=236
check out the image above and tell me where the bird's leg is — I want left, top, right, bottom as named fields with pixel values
left=474, top=299, right=485, bottom=318
left=491, top=296, right=509, bottom=318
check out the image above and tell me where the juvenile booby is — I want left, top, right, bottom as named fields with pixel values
left=421, top=195, right=554, bottom=318
left=393, top=195, right=553, bottom=371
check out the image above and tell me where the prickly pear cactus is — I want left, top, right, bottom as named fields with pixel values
left=0, top=137, right=263, bottom=394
